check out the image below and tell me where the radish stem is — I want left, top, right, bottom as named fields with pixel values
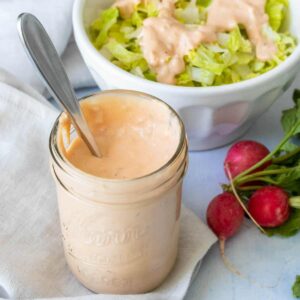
left=234, top=166, right=300, bottom=185
left=233, top=120, right=300, bottom=184
left=236, top=177, right=277, bottom=186
left=225, top=164, right=266, bottom=234
left=289, top=196, right=300, bottom=208
left=236, top=185, right=264, bottom=191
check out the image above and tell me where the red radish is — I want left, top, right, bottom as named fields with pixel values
left=248, top=186, right=290, bottom=228
left=224, top=140, right=271, bottom=179
left=207, top=192, right=244, bottom=273
left=207, top=192, right=244, bottom=239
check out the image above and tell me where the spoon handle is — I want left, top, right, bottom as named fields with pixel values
left=17, top=13, right=101, bottom=157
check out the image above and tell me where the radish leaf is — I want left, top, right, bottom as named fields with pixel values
left=280, top=90, right=300, bottom=152
left=265, top=209, right=300, bottom=237
left=292, top=275, right=300, bottom=298
left=269, top=166, right=300, bottom=194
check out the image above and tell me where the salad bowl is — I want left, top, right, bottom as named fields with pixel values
left=73, top=0, right=300, bottom=150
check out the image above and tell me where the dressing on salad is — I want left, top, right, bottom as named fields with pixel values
left=140, top=0, right=216, bottom=83
left=90, top=0, right=295, bottom=86
left=207, top=0, right=277, bottom=61
left=117, top=0, right=277, bottom=84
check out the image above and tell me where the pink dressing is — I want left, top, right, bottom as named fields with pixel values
left=140, top=0, right=216, bottom=84
left=59, top=94, right=181, bottom=179
left=115, top=0, right=277, bottom=84
left=207, top=0, right=277, bottom=62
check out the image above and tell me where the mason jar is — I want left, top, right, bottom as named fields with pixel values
left=49, top=90, right=188, bottom=294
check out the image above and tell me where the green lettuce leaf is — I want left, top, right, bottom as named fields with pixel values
left=187, top=46, right=224, bottom=75
left=191, top=67, right=215, bottom=85
left=90, top=7, right=119, bottom=49
left=105, top=39, right=143, bottom=68
left=227, top=27, right=242, bottom=52
left=175, top=0, right=203, bottom=24
left=266, top=0, right=289, bottom=31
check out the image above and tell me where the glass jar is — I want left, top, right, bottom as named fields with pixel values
left=49, top=90, right=188, bottom=294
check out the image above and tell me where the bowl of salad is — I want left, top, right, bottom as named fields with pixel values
left=73, top=0, right=300, bottom=150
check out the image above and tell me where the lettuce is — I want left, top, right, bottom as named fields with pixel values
left=89, top=0, right=296, bottom=87
left=187, top=46, right=224, bottom=75
left=227, top=27, right=243, bottom=52
left=89, top=7, right=119, bottom=48
left=191, top=67, right=215, bottom=85
left=266, top=0, right=289, bottom=31
left=177, top=66, right=214, bottom=86
left=137, top=1, right=159, bottom=17
left=105, top=39, right=143, bottom=68
left=175, top=0, right=203, bottom=24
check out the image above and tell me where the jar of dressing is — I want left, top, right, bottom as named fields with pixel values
left=49, top=90, right=188, bottom=294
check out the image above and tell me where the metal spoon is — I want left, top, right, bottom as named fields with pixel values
left=17, top=13, right=101, bottom=157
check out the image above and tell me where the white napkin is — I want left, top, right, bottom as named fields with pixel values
left=0, top=69, right=217, bottom=300
left=0, top=0, right=95, bottom=93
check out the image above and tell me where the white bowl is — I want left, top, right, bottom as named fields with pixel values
left=73, top=0, right=300, bottom=150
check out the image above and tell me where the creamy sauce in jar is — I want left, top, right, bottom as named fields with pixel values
left=58, top=94, right=180, bottom=179
left=51, top=91, right=187, bottom=294
left=116, top=0, right=277, bottom=84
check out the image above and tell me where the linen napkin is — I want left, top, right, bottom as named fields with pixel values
left=0, top=69, right=217, bottom=300
left=0, top=0, right=96, bottom=94
left=0, top=0, right=73, bottom=93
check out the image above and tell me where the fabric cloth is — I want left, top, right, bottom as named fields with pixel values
left=2, top=1, right=300, bottom=300
left=0, top=69, right=216, bottom=300
left=0, top=0, right=95, bottom=94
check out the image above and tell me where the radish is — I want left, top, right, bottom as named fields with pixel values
left=224, top=140, right=271, bottom=179
left=248, top=186, right=290, bottom=227
left=206, top=192, right=244, bottom=270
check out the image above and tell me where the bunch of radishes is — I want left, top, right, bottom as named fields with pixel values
left=206, top=90, right=300, bottom=296
left=206, top=90, right=300, bottom=269
left=207, top=140, right=291, bottom=256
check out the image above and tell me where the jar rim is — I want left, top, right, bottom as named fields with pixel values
left=49, top=89, right=187, bottom=184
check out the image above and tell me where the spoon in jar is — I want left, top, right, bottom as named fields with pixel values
left=17, top=13, right=102, bottom=157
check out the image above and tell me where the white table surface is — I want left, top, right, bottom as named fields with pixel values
left=75, top=75, right=300, bottom=300
left=184, top=74, right=300, bottom=300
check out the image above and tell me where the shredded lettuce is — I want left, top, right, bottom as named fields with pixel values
left=266, top=0, right=288, bottom=31
left=187, top=46, right=225, bottom=75
left=89, top=0, right=296, bottom=87
left=175, top=0, right=204, bottom=24
left=105, top=39, right=143, bottom=67
left=227, top=27, right=243, bottom=52
left=89, top=7, right=119, bottom=48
